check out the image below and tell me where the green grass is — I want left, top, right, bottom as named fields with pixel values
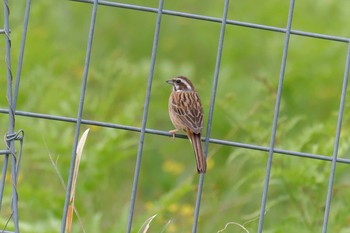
left=1, top=0, right=350, bottom=232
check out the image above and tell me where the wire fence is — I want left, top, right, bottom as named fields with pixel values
left=1, top=0, right=350, bottom=233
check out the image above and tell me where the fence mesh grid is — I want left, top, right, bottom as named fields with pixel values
left=1, top=0, right=350, bottom=233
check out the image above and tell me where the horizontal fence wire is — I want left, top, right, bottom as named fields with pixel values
left=1, top=0, right=350, bottom=232
left=2, top=109, right=350, bottom=165
left=71, top=0, right=350, bottom=43
left=0, top=150, right=11, bottom=155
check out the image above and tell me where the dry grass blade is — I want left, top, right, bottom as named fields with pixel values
left=160, top=219, right=172, bottom=233
left=46, top=143, right=86, bottom=232
left=138, top=214, right=158, bottom=233
left=66, top=128, right=90, bottom=233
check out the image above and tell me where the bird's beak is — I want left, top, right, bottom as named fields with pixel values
left=166, top=79, right=174, bottom=85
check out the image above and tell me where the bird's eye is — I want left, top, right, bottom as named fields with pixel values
left=175, top=79, right=181, bottom=84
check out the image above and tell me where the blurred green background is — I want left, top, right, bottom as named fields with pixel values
left=1, top=0, right=350, bottom=232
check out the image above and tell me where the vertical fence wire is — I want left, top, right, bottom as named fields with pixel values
left=0, top=0, right=11, bottom=210
left=321, top=43, right=350, bottom=233
left=60, top=0, right=99, bottom=232
left=125, top=0, right=164, bottom=232
left=1, top=0, right=31, bottom=230
left=257, top=0, right=295, bottom=232
left=13, top=0, right=31, bottom=110
left=2, top=0, right=21, bottom=232
left=191, top=0, right=229, bottom=232
left=10, top=0, right=30, bottom=229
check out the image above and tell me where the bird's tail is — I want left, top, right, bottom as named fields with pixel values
left=188, top=132, right=207, bottom=173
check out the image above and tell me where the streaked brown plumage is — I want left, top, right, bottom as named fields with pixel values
left=166, top=76, right=206, bottom=173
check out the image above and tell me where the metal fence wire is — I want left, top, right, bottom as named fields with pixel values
left=1, top=0, right=350, bottom=233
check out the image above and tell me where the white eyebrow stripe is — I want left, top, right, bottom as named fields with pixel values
left=180, top=79, right=192, bottom=90
left=184, top=82, right=192, bottom=90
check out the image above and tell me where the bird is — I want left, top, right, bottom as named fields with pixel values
left=166, top=76, right=206, bottom=173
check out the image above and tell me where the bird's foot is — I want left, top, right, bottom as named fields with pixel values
left=169, top=129, right=178, bottom=140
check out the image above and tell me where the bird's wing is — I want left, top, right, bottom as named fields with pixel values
left=170, top=91, right=204, bottom=134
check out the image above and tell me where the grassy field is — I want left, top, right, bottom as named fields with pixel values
left=1, top=0, right=350, bottom=232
